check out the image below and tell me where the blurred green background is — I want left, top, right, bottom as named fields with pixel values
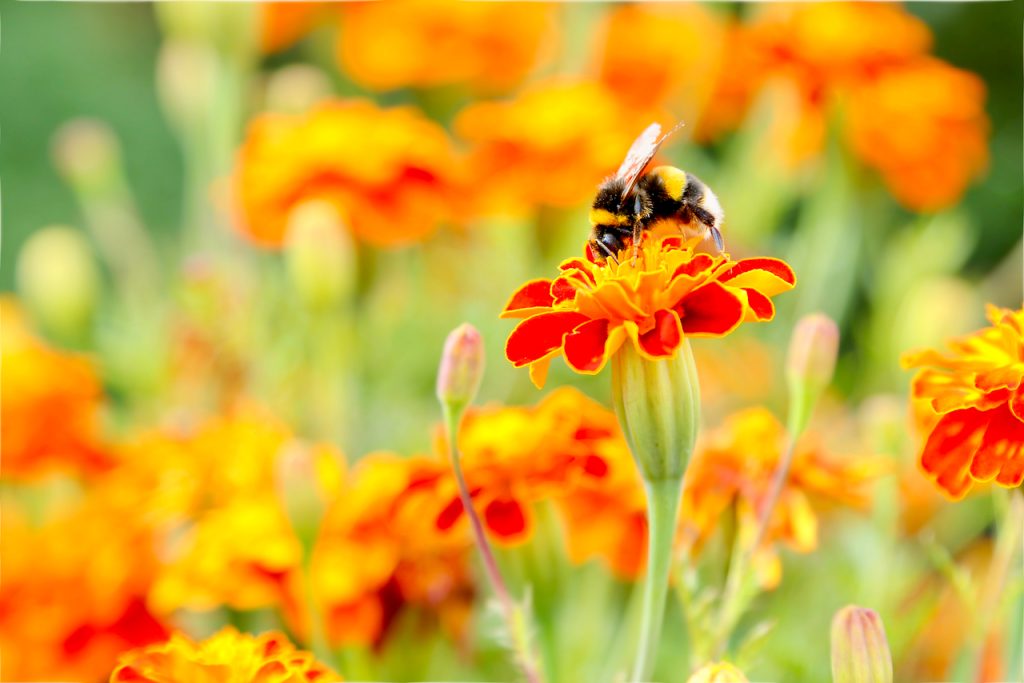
left=3, top=1, right=1021, bottom=291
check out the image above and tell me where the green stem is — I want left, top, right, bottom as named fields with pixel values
left=441, top=404, right=544, bottom=683
left=632, top=476, right=684, bottom=682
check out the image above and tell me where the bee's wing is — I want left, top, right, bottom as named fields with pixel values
left=616, top=121, right=685, bottom=203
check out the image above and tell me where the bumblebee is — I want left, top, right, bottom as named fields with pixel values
left=589, top=122, right=724, bottom=262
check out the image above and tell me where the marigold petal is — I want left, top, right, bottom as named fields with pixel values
left=505, top=311, right=589, bottom=366
left=972, top=407, right=1024, bottom=487
left=564, top=319, right=612, bottom=373
left=636, top=309, right=683, bottom=358
left=529, top=355, right=554, bottom=389
left=672, top=253, right=715, bottom=279
left=678, top=282, right=745, bottom=336
left=720, top=258, right=797, bottom=294
left=920, top=409, right=985, bottom=499
left=975, top=364, right=1024, bottom=392
left=1011, top=388, right=1024, bottom=423
left=744, top=288, right=776, bottom=321
left=500, top=279, right=555, bottom=319
left=484, top=496, right=529, bottom=542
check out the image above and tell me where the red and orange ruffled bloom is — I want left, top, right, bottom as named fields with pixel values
left=110, top=627, right=341, bottom=682
left=681, top=407, right=884, bottom=587
left=502, top=235, right=795, bottom=388
left=903, top=305, right=1024, bottom=499
left=232, top=99, right=460, bottom=248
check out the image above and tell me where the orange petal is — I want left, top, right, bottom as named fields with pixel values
left=484, top=496, right=529, bottom=542
left=743, top=288, right=776, bottom=321
left=678, top=281, right=745, bottom=336
left=920, top=409, right=986, bottom=499
left=500, top=279, right=555, bottom=319
left=973, top=406, right=1024, bottom=487
left=671, top=253, right=714, bottom=278
left=564, top=319, right=612, bottom=373
left=505, top=311, right=589, bottom=366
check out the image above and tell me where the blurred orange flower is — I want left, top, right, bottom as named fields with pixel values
left=454, top=80, right=637, bottom=214
left=502, top=235, right=795, bottom=388
left=1, top=298, right=114, bottom=480
left=681, top=407, right=883, bottom=587
left=110, top=627, right=341, bottom=682
left=260, top=2, right=332, bottom=54
left=697, top=3, right=989, bottom=207
left=337, top=0, right=555, bottom=94
left=311, top=453, right=472, bottom=648
left=903, top=305, right=1024, bottom=499
left=845, top=57, right=989, bottom=212
left=596, top=4, right=727, bottom=124
left=233, top=99, right=460, bottom=248
left=1, top=499, right=168, bottom=682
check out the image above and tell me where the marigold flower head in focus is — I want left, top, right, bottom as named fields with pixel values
left=1, top=499, right=168, bottom=682
left=455, top=80, right=639, bottom=214
left=903, top=305, right=1024, bottom=499
left=0, top=297, right=114, bottom=480
left=681, top=407, right=884, bottom=587
left=502, top=236, right=795, bottom=389
left=233, top=99, right=461, bottom=248
left=110, top=627, right=341, bottom=682
left=337, top=0, right=555, bottom=94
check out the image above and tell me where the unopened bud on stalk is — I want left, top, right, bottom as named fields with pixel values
left=155, top=3, right=255, bottom=58
left=686, top=662, right=749, bottom=683
left=436, top=324, right=484, bottom=413
left=16, top=226, right=99, bottom=341
left=284, top=200, right=355, bottom=311
left=831, top=605, right=893, bottom=683
left=157, top=40, right=219, bottom=131
left=786, top=313, right=839, bottom=435
left=611, top=339, right=700, bottom=482
left=265, top=65, right=333, bottom=114
left=52, top=119, right=119, bottom=193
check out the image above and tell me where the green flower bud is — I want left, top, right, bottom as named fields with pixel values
left=831, top=605, right=893, bottom=683
left=16, top=226, right=99, bottom=342
left=284, top=200, right=355, bottom=311
left=436, top=323, right=484, bottom=413
left=786, top=313, right=839, bottom=435
left=611, top=338, right=700, bottom=482
left=157, top=40, right=219, bottom=132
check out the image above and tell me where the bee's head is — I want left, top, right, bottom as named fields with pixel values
left=590, top=179, right=634, bottom=228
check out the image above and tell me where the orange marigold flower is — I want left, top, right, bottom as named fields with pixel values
left=311, top=453, right=472, bottom=648
left=902, top=305, right=1024, bottom=499
left=595, top=3, right=727, bottom=120
left=110, top=627, right=341, bottom=682
left=232, top=99, right=460, bottom=248
left=681, top=407, right=884, bottom=587
left=845, top=57, right=989, bottom=212
left=0, top=297, right=114, bottom=479
left=336, top=0, right=555, bottom=94
left=1, top=499, right=168, bottom=682
left=502, top=236, right=795, bottom=388
left=455, top=80, right=639, bottom=214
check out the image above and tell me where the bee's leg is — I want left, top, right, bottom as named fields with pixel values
left=631, top=195, right=645, bottom=266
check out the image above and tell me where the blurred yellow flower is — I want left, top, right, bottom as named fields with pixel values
left=0, top=297, right=114, bottom=480
left=1, top=499, right=168, bottom=682
left=903, top=305, right=1024, bottom=499
left=110, top=627, right=341, bottom=682
left=455, top=80, right=637, bottom=214
left=681, top=407, right=884, bottom=587
left=337, top=0, right=556, bottom=94
left=233, top=99, right=461, bottom=248
left=687, top=661, right=749, bottom=683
